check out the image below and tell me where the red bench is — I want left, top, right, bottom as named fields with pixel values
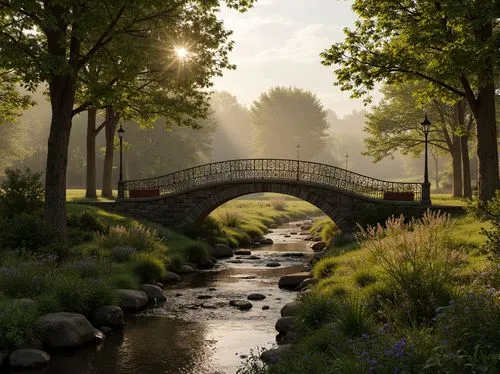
left=129, top=189, right=160, bottom=198
left=383, top=192, right=415, bottom=201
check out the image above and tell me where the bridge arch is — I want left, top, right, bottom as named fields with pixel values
left=180, top=181, right=353, bottom=231
left=106, top=159, right=427, bottom=232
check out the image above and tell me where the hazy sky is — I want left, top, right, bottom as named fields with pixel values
left=213, top=0, right=374, bottom=117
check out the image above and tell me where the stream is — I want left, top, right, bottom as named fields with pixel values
left=43, top=219, right=314, bottom=374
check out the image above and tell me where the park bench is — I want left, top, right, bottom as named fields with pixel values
left=129, top=189, right=160, bottom=198
left=383, top=191, right=414, bottom=201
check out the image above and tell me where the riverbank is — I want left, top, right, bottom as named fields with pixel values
left=0, top=191, right=322, bottom=371
left=239, top=199, right=500, bottom=373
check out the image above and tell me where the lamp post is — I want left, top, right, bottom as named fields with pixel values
left=344, top=152, right=349, bottom=169
left=421, top=114, right=431, bottom=205
left=296, top=143, right=300, bottom=180
left=117, top=124, right=125, bottom=200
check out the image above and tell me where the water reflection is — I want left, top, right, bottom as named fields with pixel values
left=46, top=317, right=212, bottom=374
left=37, top=220, right=313, bottom=374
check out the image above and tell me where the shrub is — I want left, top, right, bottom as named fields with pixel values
left=0, top=300, right=40, bottom=350
left=0, top=168, right=44, bottom=218
left=0, top=255, right=58, bottom=298
left=47, top=274, right=116, bottom=314
left=469, top=192, right=500, bottom=261
left=218, top=211, right=244, bottom=228
left=68, top=211, right=108, bottom=246
left=312, top=257, right=338, bottom=279
left=111, top=246, right=137, bottom=262
left=434, top=288, right=500, bottom=356
left=130, top=252, right=166, bottom=283
left=335, top=296, right=374, bottom=337
left=68, top=211, right=108, bottom=234
left=0, top=213, right=64, bottom=256
left=270, top=197, right=287, bottom=211
left=297, top=292, right=337, bottom=330
left=184, top=242, right=210, bottom=264
left=358, top=211, right=464, bottom=322
left=354, top=270, right=377, bottom=288
left=166, top=253, right=185, bottom=272
left=98, top=222, right=161, bottom=252
left=180, top=217, right=223, bottom=246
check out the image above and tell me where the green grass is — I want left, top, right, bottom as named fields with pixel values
left=66, top=189, right=117, bottom=202
left=431, top=193, right=468, bottom=206
left=209, top=196, right=322, bottom=246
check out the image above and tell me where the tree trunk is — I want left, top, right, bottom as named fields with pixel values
left=44, top=75, right=76, bottom=239
left=431, top=152, right=439, bottom=189
left=474, top=83, right=499, bottom=201
left=451, top=141, right=462, bottom=198
left=461, top=135, right=472, bottom=198
left=85, top=108, right=98, bottom=198
left=462, top=22, right=499, bottom=201
left=101, top=108, right=119, bottom=198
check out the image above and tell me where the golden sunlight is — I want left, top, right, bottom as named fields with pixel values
left=175, top=47, right=189, bottom=60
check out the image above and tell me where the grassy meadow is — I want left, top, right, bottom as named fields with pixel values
left=239, top=193, right=500, bottom=374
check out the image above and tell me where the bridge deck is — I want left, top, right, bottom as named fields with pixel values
left=122, top=159, right=423, bottom=202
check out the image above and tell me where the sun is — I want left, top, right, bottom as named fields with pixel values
left=174, top=47, right=189, bottom=60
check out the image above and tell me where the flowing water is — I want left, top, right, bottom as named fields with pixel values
left=40, top=220, right=314, bottom=374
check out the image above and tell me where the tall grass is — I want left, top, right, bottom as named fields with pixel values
left=358, top=211, right=464, bottom=322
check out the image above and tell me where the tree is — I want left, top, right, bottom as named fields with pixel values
left=321, top=0, right=499, bottom=201
left=0, top=0, right=255, bottom=238
left=0, top=71, right=32, bottom=123
left=364, top=83, right=474, bottom=197
left=125, top=116, right=216, bottom=178
left=251, top=87, right=329, bottom=160
left=210, top=91, right=253, bottom=161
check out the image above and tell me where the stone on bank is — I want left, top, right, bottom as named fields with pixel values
left=37, top=312, right=99, bottom=350
left=8, top=349, right=50, bottom=369
left=116, top=289, right=148, bottom=311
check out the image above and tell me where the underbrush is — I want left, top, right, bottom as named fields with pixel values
left=239, top=209, right=500, bottom=373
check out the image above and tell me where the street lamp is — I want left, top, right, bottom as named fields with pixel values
left=296, top=143, right=300, bottom=180
left=421, top=114, right=431, bottom=204
left=117, top=124, right=125, bottom=199
left=344, top=152, right=349, bottom=169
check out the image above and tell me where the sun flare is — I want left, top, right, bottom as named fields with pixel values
left=175, top=47, right=189, bottom=59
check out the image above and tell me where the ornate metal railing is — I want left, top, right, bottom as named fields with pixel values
left=123, top=159, right=422, bottom=201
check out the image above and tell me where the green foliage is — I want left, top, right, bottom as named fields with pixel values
left=312, top=257, right=338, bottom=279
left=217, top=211, right=244, bottom=228
left=0, top=72, right=33, bottom=124
left=130, top=252, right=166, bottom=283
left=251, top=86, right=330, bottom=161
left=68, top=211, right=109, bottom=246
left=180, top=217, right=223, bottom=246
left=359, top=211, right=463, bottom=322
left=320, top=0, right=499, bottom=201
left=469, top=192, right=500, bottom=260
left=110, top=246, right=137, bottom=262
left=434, top=288, right=500, bottom=357
left=354, top=270, right=377, bottom=288
left=0, top=168, right=44, bottom=218
left=297, top=292, right=337, bottom=330
left=46, top=272, right=116, bottom=314
left=184, top=242, right=210, bottom=264
left=335, top=296, right=374, bottom=337
left=310, top=217, right=338, bottom=244
left=0, top=300, right=40, bottom=350
left=98, top=222, right=161, bottom=252
left=0, top=213, right=64, bottom=256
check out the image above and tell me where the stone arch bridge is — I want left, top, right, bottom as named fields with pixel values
left=92, top=159, right=441, bottom=232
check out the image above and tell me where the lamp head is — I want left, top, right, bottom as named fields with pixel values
left=117, top=124, right=125, bottom=139
left=421, top=114, right=431, bottom=134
